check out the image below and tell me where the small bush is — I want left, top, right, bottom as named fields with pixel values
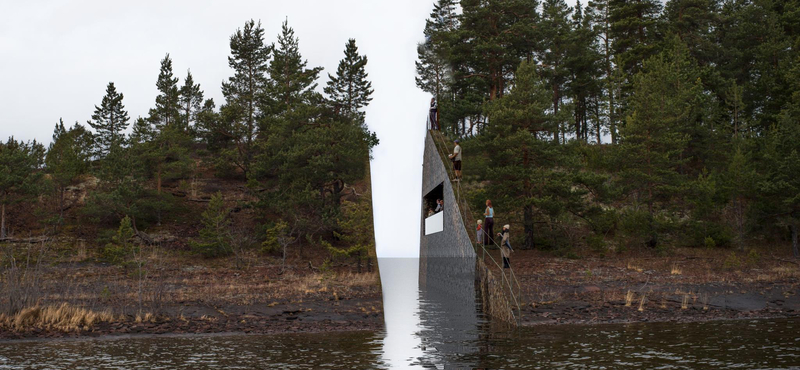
left=100, top=216, right=138, bottom=266
left=684, top=219, right=733, bottom=248
left=587, top=207, right=617, bottom=235
left=191, top=192, right=232, bottom=258
left=723, top=252, right=742, bottom=270
left=746, top=249, right=761, bottom=266
left=586, top=234, right=607, bottom=255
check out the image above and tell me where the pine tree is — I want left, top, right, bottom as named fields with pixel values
left=87, top=82, right=130, bottom=159
left=716, top=0, right=794, bottom=134
left=538, top=0, right=575, bottom=142
left=567, top=0, right=604, bottom=143
left=324, top=39, right=373, bottom=120
left=148, top=54, right=181, bottom=130
left=191, top=192, right=232, bottom=258
left=587, top=0, right=621, bottom=143
left=268, top=20, right=323, bottom=113
left=757, top=54, right=800, bottom=257
left=327, top=190, right=376, bottom=273
left=415, top=0, right=458, bottom=102
left=194, top=99, right=229, bottom=151
left=663, top=0, right=721, bottom=66
left=220, top=19, right=271, bottom=177
left=83, top=141, right=147, bottom=229
left=130, top=117, right=155, bottom=144
left=615, top=44, right=702, bottom=245
left=482, top=60, right=564, bottom=249
left=139, top=55, right=193, bottom=224
left=0, top=137, right=45, bottom=238
left=179, top=70, right=205, bottom=134
left=46, top=120, right=93, bottom=222
left=609, top=0, right=662, bottom=78
left=454, top=0, right=540, bottom=101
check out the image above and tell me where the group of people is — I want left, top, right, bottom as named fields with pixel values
left=426, top=199, right=444, bottom=217
left=428, top=97, right=513, bottom=268
left=476, top=199, right=513, bottom=269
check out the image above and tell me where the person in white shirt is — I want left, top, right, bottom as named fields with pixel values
left=434, top=199, right=443, bottom=212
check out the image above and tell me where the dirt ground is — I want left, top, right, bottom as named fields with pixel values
left=485, top=247, right=800, bottom=326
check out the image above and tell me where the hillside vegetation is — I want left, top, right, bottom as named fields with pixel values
left=0, top=19, right=380, bottom=334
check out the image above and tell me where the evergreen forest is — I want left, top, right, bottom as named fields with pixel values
left=416, top=0, right=800, bottom=256
left=0, top=20, right=377, bottom=268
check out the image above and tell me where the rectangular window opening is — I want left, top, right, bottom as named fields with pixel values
left=423, top=183, right=444, bottom=235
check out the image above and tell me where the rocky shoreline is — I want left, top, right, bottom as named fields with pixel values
left=0, top=297, right=384, bottom=341
left=510, top=248, right=800, bottom=327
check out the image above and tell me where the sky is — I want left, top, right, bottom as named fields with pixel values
left=1, top=0, right=579, bottom=259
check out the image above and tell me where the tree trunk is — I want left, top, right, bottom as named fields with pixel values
left=524, top=204, right=535, bottom=250
left=1, top=202, right=5, bottom=239
left=523, top=146, right=534, bottom=249
left=791, top=223, right=799, bottom=259
left=553, top=84, right=560, bottom=143
left=157, top=166, right=164, bottom=225
left=282, top=244, right=287, bottom=272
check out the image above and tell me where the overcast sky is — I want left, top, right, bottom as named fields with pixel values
left=1, top=0, right=579, bottom=258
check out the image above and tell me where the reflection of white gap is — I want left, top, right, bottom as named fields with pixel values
left=378, top=258, right=424, bottom=368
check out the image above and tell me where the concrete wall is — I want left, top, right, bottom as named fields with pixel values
left=418, top=131, right=518, bottom=325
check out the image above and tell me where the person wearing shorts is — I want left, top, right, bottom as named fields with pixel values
left=449, top=139, right=462, bottom=181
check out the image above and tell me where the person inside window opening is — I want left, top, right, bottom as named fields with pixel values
left=497, top=224, right=513, bottom=268
left=434, top=199, right=443, bottom=213
left=483, top=199, right=494, bottom=246
left=449, top=139, right=462, bottom=181
left=429, top=97, right=439, bottom=130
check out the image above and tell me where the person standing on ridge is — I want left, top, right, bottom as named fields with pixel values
left=449, top=139, right=462, bottom=181
left=429, top=97, right=439, bottom=130
left=484, top=199, right=494, bottom=246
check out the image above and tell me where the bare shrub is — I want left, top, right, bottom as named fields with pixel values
left=0, top=241, right=49, bottom=315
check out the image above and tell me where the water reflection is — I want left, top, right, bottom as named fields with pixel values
left=379, top=257, right=485, bottom=369
left=377, top=257, right=425, bottom=368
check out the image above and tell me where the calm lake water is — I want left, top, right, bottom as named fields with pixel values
left=1, top=258, right=799, bottom=369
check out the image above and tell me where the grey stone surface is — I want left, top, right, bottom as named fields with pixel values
left=419, top=133, right=476, bottom=259
left=419, top=132, right=478, bottom=310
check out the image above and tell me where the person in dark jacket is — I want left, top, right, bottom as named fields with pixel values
left=483, top=199, right=494, bottom=246
left=429, top=97, right=439, bottom=130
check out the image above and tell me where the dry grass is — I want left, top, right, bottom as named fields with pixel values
left=626, top=263, right=644, bottom=273
left=671, top=265, right=682, bottom=275
left=0, top=303, right=114, bottom=332
left=625, top=290, right=634, bottom=307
